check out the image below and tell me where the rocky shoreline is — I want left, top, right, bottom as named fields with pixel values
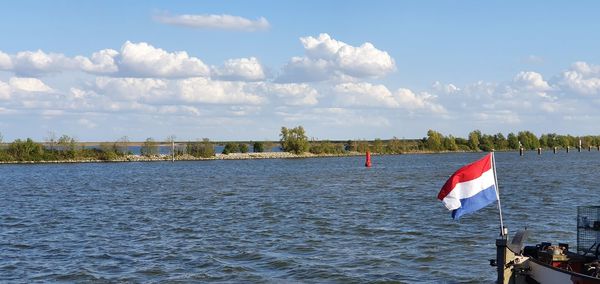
left=0, top=151, right=367, bottom=164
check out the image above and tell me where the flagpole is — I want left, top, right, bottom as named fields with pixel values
left=491, top=152, right=505, bottom=237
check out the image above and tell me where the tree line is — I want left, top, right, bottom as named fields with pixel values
left=1, top=128, right=599, bottom=162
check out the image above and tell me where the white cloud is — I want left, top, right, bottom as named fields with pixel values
left=333, top=82, right=399, bottom=108
left=75, top=49, right=119, bottom=74
left=154, top=13, right=270, bottom=31
left=559, top=61, right=600, bottom=96
left=212, top=57, right=266, bottom=81
left=257, top=83, right=319, bottom=106
left=432, top=81, right=460, bottom=94
left=118, top=41, right=210, bottom=78
left=94, top=77, right=169, bottom=101
left=513, top=71, right=551, bottom=92
left=9, top=77, right=53, bottom=93
left=332, top=82, right=444, bottom=113
left=278, top=33, right=395, bottom=82
left=0, top=80, right=10, bottom=99
left=395, top=88, right=445, bottom=113
left=0, top=51, right=12, bottom=69
left=11, top=50, right=75, bottom=76
left=178, top=78, right=265, bottom=105
left=278, top=56, right=332, bottom=83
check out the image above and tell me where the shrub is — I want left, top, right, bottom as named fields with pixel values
left=253, top=141, right=265, bottom=152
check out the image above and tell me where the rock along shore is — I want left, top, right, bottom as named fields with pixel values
left=0, top=151, right=367, bottom=164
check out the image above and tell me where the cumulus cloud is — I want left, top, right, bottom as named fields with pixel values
left=432, top=81, right=460, bottom=94
left=7, top=50, right=75, bottom=76
left=154, top=13, right=270, bottom=31
left=256, top=83, right=319, bottom=106
left=178, top=78, right=265, bottom=105
left=0, top=41, right=210, bottom=78
left=0, top=51, right=12, bottom=69
left=9, top=77, right=53, bottom=93
left=94, top=77, right=169, bottom=102
left=118, top=41, right=210, bottom=78
left=75, top=49, right=119, bottom=74
left=332, top=82, right=445, bottom=113
left=559, top=61, right=600, bottom=96
left=0, top=80, right=10, bottom=100
left=212, top=57, right=266, bottom=81
left=278, top=33, right=395, bottom=83
left=513, top=71, right=551, bottom=92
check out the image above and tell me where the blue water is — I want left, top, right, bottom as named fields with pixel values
left=1, top=151, right=600, bottom=283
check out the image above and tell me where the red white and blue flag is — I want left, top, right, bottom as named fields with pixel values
left=437, top=153, right=499, bottom=220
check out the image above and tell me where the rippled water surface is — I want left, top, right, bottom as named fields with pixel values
left=2, top=152, right=600, bottom=283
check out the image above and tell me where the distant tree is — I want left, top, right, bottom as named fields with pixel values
left=58, top=134, right=78, bottom=158
left=239, top=143, right=249, bottom=153
left=356, top=141, right=370, bottom=153
left=507, top=133, right=519, bottom=149
left=493, top=133, right=508, bottom=150
left=46, top=131, right=57, bottom=151
left=443, top=135, right=458, bottom=151
left=253, top=141, right=265, bottom=152
left=372, top=138, right=384, bottom=153
left=387, top=137, right=403, bottom=154
left=222, top=142, right=239, bottom=154
left=455, top=137, right=468, bottom=147
left=345, top=140, right=357, bottom=152
left=280, top=126, right=309, bottom=154
left=518, top=131, right=540, bottom=150
left=140, top=137, right=159, bottom=157
left=165, top=135, right=177, bottom=157
left=186, top=138, right=215, bottom=158
left=8, top=138, right=44, bottom=161
left=426, top=129, right=443, bottom=151
left=116, top=136, right=130, bottom=155
left=479, top=134, right=495, bottom=151
left=468, top=130, right=482, bottom=151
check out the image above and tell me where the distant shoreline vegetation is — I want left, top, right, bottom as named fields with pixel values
left=0, top=128, right=598, bottom=163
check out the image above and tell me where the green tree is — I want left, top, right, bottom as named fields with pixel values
left=479, top=134, right=495, bottom=151
left=372, top=138, right=384, bottom=153
left=387, top=137, right=403, bottom=154
left=468, top=130, right=481, bottom=151
left=140, top=137, right=159, bottom=157
left=222, top=142, right=239, bottom=154
left=253, top=141, right=265, bottom=152
left=116, top=136, right=130, bottom=155
left=493, top=133, right=508, bottom=150
left=239, top=143, right=249, bottom=153
left=443, top=135, right=458, bottom=151
left=518, top=131, right=540, bottom=150
left=507, top=133, right=519, bottom=149
left=187, top=138, right=215, bottom=158
left=58, top=134, right=78, bottom=158
left=280, top=126, right=309, bottom=154
left=8, top=138, right=44, bottom=161
left=426, top=129, right=443, bottom=151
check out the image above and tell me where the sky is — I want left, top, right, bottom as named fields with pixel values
left=1, top=1, right=600, bottom=142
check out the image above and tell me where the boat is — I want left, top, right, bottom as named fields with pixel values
left=493, top=206, right=600, bottom=284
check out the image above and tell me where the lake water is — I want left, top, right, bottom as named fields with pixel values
left=2, top=151, right=600, bottom=283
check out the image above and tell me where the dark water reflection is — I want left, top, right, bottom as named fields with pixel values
left=2, top=151, right=600, bottom=283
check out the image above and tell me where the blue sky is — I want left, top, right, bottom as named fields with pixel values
left=1, top=1, right=600, bottom=141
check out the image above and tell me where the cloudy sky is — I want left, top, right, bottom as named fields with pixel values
left=2, top=1, right=600, bottom=142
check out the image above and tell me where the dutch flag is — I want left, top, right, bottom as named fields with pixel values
left=437, top=153, right=499, bottom=220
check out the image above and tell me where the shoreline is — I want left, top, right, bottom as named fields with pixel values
left=0, top=150, right=526, bottom=165
left=0, top=151, right=366, bottom=164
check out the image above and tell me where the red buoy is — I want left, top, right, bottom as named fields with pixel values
left=365, top=151, right=372, bottom=167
